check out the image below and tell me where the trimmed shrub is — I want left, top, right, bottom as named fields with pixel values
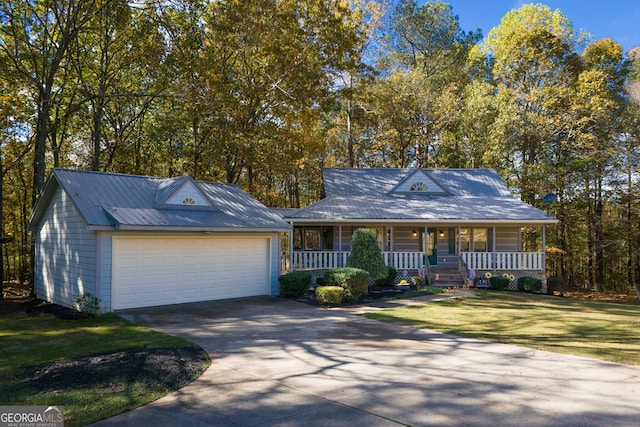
left=489, top=276, right=510, bottom=291
left=517, top=276, right=542, bottom=293
left=324, top=267, right=370, bottom=303
left=315, top=286, right=344, bottom=305
left=278, top=271, right=312, bottom=298
left=346, top=228, right=387, bottom=280
left=375, top=266, right=398, bottom=287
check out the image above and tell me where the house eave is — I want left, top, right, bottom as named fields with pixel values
left=283, top=218, right=557, bottom=225
left=91, top=224, right=292, bottom=232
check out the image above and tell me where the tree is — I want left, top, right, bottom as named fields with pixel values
left=571, top=38, right=628, bottom=290
left=374, top=0, right=480, bottom=168
left=0, top=0, right=107, bottom=202
left=480, top=5, right=581, bottom=205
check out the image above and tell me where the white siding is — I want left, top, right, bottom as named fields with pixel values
left=165, top=182, right=209, bottom=206
left=34, top=187, right=97, bottom=309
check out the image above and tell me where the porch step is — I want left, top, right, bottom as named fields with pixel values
left=430, top=269, right=464, bottom=287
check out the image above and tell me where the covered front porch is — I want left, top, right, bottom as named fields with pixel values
left=288, top=224, right=548, bottom=276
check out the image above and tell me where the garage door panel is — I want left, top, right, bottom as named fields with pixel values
left=113, top=236, right=269, bottom=309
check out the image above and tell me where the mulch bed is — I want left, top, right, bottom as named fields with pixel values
left=1, top=288, right=210, bottom=395
left=13, top=347, right=208, bottom=394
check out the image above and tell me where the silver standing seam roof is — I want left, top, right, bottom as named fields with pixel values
left=29, top=169, right=292, bottom=232
left=280, top=168, right=557, bottom=224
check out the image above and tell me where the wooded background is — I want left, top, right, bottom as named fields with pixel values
left=1, top=0, right=639, bottom=294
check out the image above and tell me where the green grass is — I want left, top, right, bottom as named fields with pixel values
left=364, top=291, right=640, bottom=365
left=0, top=305, right=209, bottom=426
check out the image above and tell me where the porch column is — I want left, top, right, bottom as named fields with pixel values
left=289, top=228, right=294, bottom=272
left=457, top=226, right=461, bottom=256
left=338, top=225, right=343, bottom=267
left=492, top=225, right=496, bottom=271
left=389, top=225, right=394, bottom=253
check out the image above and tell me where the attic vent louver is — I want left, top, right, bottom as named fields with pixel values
left=181, top=197, right=196, bottom=205
left=410, top=182, right=428, bottom=192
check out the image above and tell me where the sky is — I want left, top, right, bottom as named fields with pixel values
left=441, top=0, right=640, bottom=53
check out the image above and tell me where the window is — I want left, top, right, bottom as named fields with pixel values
left=473, top=228, right=488, bottom=252
left=181, top=197, right=196, bottom=205
left=410, top=182, right=428, bottom=192
left=458, top=228, right=470, bottom=252
left=304, top=229, right=321, bottom=250
left=456, top=228, right=492, bottom=252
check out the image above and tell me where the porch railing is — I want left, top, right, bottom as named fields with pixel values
left=460, top=252, right=543, bottom=271
left=292, top=250, right=544, bottom=271
left=291, top=251, right=426, bottom=270
left=291, top=251, right=349, bottom=270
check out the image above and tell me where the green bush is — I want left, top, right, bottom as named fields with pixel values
left=375, top=266, right=398, bottom=287
left=489, top=276, right=510, bottom=290
left=346, top=228, right=387, bottom=280
left=517, top=276, right=542, bottom=293
left=74, top=292, right=101, bottom=315
left=315, top=286, right=344, bottom=305
left=278, top=271, right=312, bottom=298
left=411, top=276, right=426, bottom=289
left=324, top=267, right=370, bottom=303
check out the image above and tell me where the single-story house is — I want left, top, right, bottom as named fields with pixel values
left=274, top=168, right=557, bottom=286
left=28, top=169, right=291, bottom=311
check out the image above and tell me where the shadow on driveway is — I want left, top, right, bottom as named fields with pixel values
left=94, top=296, right=640, bottom=427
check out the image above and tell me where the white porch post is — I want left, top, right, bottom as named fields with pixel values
left=492, top=226, right=496, bottom=271
left=457, top=226, right=461, bottom=256
left=338, top=225, right=343, bottom=267
left=289, top=228, right=294, bottom=272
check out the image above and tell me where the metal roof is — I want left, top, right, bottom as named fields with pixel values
left=29, top=169, right=291, bottom=231
left=322, top=168, right=514, bottom=197
left=284, top=168, right=556, bottom=224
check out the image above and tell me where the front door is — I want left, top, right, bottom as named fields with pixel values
left=420, top=228, right=437, bottom=266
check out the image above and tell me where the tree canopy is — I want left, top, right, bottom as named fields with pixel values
left=1, top=1, right=639, bottom=294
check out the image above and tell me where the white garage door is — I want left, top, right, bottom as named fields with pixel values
left=112, top=236, right=269, bottom=309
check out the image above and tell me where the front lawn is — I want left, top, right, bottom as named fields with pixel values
left=0, top=299, right=210, bottom=426
left=364, top=291, right=640, bottom=365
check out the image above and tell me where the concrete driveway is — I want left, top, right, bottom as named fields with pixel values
left=94, top=295, right=639, bottom=426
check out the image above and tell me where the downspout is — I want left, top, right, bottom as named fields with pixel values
left=95, top=231, right=101, bottom=311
